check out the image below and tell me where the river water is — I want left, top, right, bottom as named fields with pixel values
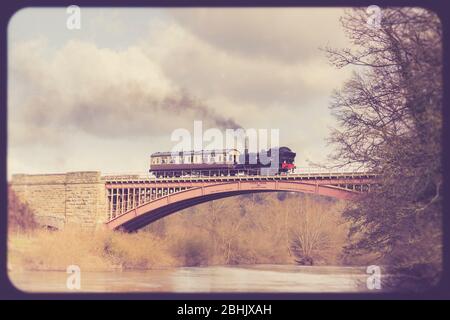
left=9, top=265, right=372, bottom=293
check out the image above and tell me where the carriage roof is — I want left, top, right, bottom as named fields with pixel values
left=151, top=149, right=240, bottom=157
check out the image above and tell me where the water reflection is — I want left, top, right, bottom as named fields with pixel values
left=9, top=265, right=371, bottom=293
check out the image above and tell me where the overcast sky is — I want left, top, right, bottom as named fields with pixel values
left=8, top=7, right=356, bottom=176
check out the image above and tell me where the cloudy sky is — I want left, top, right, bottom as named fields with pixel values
left=8, top=7, right=355, bottom=176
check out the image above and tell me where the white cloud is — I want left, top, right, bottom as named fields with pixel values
left=169, top=8, right=351, bottom=63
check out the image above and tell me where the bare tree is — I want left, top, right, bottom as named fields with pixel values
left=289, top=196, right=346, bottom=265
left=325, top=8, right=442, bottom=291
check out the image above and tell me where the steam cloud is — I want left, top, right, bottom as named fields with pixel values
left=10, top=39, right=241, bottom=145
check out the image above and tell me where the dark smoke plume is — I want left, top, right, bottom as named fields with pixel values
left=161, top=91, right=241, bottom=129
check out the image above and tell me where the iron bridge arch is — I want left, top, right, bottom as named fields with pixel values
left=104, top=174, right=376, bottom=232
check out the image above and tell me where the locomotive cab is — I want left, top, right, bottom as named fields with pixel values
left=277, top=147, right=296, bottom=173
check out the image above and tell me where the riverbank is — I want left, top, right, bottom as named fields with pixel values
left=8, top=228, right=177, bottom=272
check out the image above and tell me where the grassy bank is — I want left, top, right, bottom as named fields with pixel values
left=8, top=228, right=176, bottom=271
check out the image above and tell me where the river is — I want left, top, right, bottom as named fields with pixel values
left=9, top=265, right=373, bottom=293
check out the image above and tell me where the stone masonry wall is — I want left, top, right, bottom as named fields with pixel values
left=10, top=171, right=107, bottom=230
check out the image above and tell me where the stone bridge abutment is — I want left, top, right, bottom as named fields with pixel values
left=10, top=171, right=107, bottom=230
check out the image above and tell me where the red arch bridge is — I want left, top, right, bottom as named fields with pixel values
left=105, top=170, right=377, bottom=231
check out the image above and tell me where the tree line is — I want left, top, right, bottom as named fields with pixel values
left=324, top=7, right=442, bottom=291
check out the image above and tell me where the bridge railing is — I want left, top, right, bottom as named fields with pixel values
left=102, top=167, right=375, bottom=182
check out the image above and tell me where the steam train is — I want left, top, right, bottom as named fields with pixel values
left=149, top=147, right=296, bottom=177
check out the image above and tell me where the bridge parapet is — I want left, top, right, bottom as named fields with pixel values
left=102, top=171, right=378, bottom=183
left=10, top=171, right=107, bottom=230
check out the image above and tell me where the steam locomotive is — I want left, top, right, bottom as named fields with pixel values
left=149, top=147, right=296, bottom=177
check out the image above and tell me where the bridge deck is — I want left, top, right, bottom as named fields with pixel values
left=103, top=172, right=377, bottom=184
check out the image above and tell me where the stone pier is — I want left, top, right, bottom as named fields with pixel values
left=10, top=171, right=107, bottom=230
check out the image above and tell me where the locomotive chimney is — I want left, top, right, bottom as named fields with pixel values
left=245, top=135, right=250, bottom=154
